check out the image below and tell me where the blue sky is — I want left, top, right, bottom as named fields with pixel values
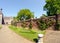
left=0, top=0, right=46, bottom=18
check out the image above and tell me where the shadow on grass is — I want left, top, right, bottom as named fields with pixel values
left=33, top=38, right=38, bottom=43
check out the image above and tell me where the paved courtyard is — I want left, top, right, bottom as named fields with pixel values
left=0, top=25, right=33, bottom=43
left=44, top=30, right=60, bottom=43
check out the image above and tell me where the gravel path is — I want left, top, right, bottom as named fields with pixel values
left=44, top=30, right=60, bottom=43
left=0, top=25, right=33, bottom=43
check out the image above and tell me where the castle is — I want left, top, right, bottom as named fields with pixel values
left=0, top=8, right=13, bottom=24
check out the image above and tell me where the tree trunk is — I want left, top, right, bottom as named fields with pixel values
left=55, top=14, right=59, bottom=30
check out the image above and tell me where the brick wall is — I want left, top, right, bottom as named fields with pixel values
left=15, top=14, right=60, bottom=30
left=16, top=18, right=40, bottom=29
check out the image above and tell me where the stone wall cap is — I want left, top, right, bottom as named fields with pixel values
left=38, top=34, right=44, bottom=38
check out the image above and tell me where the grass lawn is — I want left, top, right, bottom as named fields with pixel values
left=9, top=25, right=45, bottom=42
left=0, top=25, right=2, bottom=29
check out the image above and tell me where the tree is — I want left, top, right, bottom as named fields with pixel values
left=13, top=17, right=18, bottom=21
left=44, top=0, right=60, bottom=30
left=41, top=14, right=47, bottom=17
left=17, top=9, right=34, bottom=21
left=44, top=0, right=60, bottom=16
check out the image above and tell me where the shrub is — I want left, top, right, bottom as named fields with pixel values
left=11, top=21, right=17, bottom=26
left=56, top=23, right=60, bottom=30
left=29, top=22, right=32, bottom=29
left=37, top=16, right=55, bottom=30
left=37, top=19, right=47, bottom=30
left=37, top=16, right=48, bottom=30
left=58, top=23, right=60, bottom=30
left=21, top=21, right=26, bottom=28
left=40, top=22, right=47, bottom=30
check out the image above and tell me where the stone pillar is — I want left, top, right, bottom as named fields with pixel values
left=38, top=34, right=44, bottom=43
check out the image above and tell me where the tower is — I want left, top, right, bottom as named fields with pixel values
left=0, top=8, right=2, bottom=24
left=0, top=8, right=4, bottom=24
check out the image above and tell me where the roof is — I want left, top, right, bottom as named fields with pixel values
left=4, top=17, right=13, bottom=20
left=0, top=11, right=3, bottom=15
